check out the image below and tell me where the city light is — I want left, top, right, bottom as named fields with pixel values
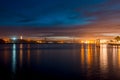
left=12, top=37, right=17, bottom=41
left=20, top=36, right=23, bottom=40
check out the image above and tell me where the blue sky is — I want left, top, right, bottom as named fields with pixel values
left=0, top=0, right=120, bottom=38
left=0, top=0, right=106, bottom=27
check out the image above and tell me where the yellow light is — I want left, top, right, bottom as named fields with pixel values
left=81, top=41, right=84, bottom=43
left=37, top=41, right=42, bottom=43
left=100, top=40, right=108, bottom=43
left=59, top=41, right=64, bottom=43
left=20, top=36, right=23, bottom=40
left=85, top=41, right=89, bottom=43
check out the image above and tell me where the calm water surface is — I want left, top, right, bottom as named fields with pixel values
left=0, top=44, right=120, bottom=80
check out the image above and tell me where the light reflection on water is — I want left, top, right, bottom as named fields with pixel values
left=19, top=44, right=23, bottom=67
left=12, top=44, right=16, bottom=74
left=27, top=44, right=30, bottom=65
left=100, top=44, right=108, bottom=73
left=1, top=44, right=120, bottom=79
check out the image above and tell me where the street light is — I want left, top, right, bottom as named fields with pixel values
left=11, top=37, right=17, bottom=43
left=12, top=37, right=17, bottom=41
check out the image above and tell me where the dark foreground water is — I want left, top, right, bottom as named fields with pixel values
left=0, top=43, right=120, bottom=80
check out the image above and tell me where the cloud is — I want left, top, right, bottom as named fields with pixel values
left=0, top=0, right=106, bottom=26
left=0, top=0, right=120, bottom=39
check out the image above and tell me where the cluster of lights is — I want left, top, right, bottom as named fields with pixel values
left=81, top=40, right=95, bottom=44
left=11, top=36, right=23, bottom=40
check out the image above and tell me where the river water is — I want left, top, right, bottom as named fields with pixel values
left=0, top=43, right=119, bottom=80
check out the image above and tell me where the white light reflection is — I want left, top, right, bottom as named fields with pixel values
left=112, top=46, right=117, bottom=68
left=118, top=48, right=120, bottom=68
left=12, top=44, right=16, bottom=73
left=100, top=44, right=108, bottom=73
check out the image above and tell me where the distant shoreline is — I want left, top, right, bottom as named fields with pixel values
left=0, top=43, right=95, bottom=44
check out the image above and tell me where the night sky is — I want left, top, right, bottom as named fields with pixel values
left=0, top=0, right=120, bottom=39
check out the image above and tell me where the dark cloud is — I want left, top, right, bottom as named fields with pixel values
left=17, top=19, right=35, bottom=23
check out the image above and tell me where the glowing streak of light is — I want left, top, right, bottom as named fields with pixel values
left=12, top=44, right=16, bottom=73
